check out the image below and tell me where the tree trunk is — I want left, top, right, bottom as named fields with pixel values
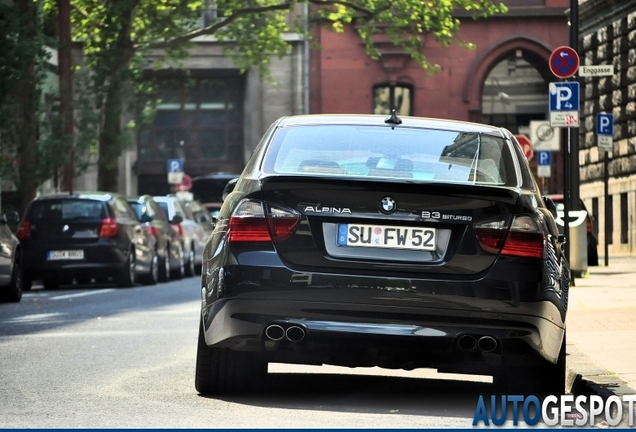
left=98, top=76, right=124, bottom=192
left=15, top=0, right=39, bottom=213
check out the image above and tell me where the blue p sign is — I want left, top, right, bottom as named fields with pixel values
left=537, top=151, right=551, bottom=166
left=596, top=113, right=614, bottom=136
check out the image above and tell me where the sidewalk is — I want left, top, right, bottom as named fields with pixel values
left=566, top=255, right=636, bottom=397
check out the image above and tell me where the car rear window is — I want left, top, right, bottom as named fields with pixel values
left=27, top=199, right=106, bottom=221
left=262, top=125, right=516, bottom=186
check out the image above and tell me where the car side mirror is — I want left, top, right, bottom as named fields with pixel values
left=171, top=214, right=183, bottom=224
left=222, top=178, right=238, bottom=201
left=543, top=196, right=557, bottom=217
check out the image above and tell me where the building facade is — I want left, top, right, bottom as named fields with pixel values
left=309, top=0, right=570, bottom=193
left=128, top=33, right=307, bottom=197
left=579, top=0, right=636, bottom=255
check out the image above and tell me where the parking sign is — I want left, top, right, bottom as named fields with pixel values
left=167, top=158, right=184, bottom=184
left=596, top=113, right=614, bottom=152
left=537, top=151, right=551, bottom=178
left=549, top=82, right=579, bottom=128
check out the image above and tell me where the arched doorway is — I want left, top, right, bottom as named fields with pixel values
left=479, top=52, right=561, bottom=194
left=480, top=54, right=547, bottom=134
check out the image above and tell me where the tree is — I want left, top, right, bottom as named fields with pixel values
left=0, top=1, right=50, bottom=212
left=67, top=0, right=506, bottom=192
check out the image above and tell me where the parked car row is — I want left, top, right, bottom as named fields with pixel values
left=0, top=191, right=214, bottom=301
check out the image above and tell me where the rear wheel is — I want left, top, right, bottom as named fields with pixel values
left=158, top=251, right=170, bottom=283
left=141, top=252, right=159, bottom=285
left=117, top=249, right=136, bottom=288
left=494, top=332, right=566, bottom=395
left=195, top=319, right=267, bottom=395
left=170, top=250, right=185, bottom=280
left=185, top=246, right=195, bottom=277
left=0, top=255, right=23, bottom=302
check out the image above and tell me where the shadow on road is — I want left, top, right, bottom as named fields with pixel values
left=204, top=371, right=493, bottom=421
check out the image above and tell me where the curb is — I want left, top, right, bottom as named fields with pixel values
left=567, top=342, right=636, bottom=427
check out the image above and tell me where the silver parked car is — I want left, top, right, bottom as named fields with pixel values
left=153, top=195, right=206, bottom=276
left=0, top=210, right=22, bottom=302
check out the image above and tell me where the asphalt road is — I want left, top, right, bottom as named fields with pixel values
left=1, top=277, right=515, bottom=428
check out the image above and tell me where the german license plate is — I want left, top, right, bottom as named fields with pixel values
left=337, top=224, right=436, bottom=251
left=47, top=250, right=84, bottom=260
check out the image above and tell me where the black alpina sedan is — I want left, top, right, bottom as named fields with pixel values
left=195, top=114, right=569, bottom=395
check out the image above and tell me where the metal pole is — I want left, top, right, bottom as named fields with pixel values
left=569, top=0, right=580, bottom=212
left=564, top=128, right=571, bottom=266
left=604, top=153, right=610, bottom=266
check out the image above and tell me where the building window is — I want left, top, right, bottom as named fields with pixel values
left=621, top=192, right=628, bottom=244
left=373, top=84, right=413, bottom=116
left=138, top=76, right=244, bottom=162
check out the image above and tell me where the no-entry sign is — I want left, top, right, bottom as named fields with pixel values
left=549, top=46, right=580, bottom=79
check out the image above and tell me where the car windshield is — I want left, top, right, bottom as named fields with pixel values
left=27, top=199, right=106, bottom=221
left=262, top=125, right=515, bottom=186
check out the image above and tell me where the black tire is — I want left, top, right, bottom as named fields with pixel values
left=494, top=332, right=566, bottom=395
left=185, top=246, right=195, bottom=277
left=141, top=252, right=159, bottom=285
left=158, top=252, right=170, bottom=283
left=170, top=250, right=185, bottom=280
left=0, top=254, right=23, bottom=302
left=117, top=249, right=136, bottom=288
left=195, top=319, right=267, bottom=395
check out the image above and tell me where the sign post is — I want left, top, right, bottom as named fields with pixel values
left=549, top=46, right=580, bottom=79
left=597, top=113, right=614, bottom=267
left=537, top=151, right=551, bottom=178
left=530, top=120, right=560, bottom=151
left=548, top=82, right=580, bottom=128
left=167, top=159, right=184, bottom=185
left=549, top=45, right=581, bottom=276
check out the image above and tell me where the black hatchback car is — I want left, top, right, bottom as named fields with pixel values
left=18, top=192, right=153, bottom=289
left=195, top=114, right=570, bottom=396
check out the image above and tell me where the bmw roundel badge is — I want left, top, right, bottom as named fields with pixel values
left=380, top=196, right=397, bottom=214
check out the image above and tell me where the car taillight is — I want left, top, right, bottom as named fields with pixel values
left=17, top=221, right=31, bottom=240
left=171, top=223, right=184, bottom=237
left=99, top=217, right=119, bottom=237
left=146, top=225, right=159, bottom=237
left=475, top=215, right=545, bottom=259
left=228, top=199, right=300, bottom=242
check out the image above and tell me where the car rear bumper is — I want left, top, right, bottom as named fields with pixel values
left=23, top=243, right=129, bottom=279
left=201, top=258, right=567, bottom=373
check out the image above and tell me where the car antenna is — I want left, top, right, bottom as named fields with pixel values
left=384, top=109, right=402, bottom=129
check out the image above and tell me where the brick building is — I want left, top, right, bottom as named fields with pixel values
left=309, top=0, right=570, bottom=192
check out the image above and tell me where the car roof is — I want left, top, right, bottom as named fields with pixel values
left=274, top=114, right=506, bottom=137
left=30, top=191, right=117, bottom=202
left=192, top=172, right=239, bottom=181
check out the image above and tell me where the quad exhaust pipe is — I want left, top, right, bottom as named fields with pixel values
left=477, top=336, right=498, bottom=353
left=457, top=334, right=499, bottom=353
left=264, top=323, right=306, bottom=342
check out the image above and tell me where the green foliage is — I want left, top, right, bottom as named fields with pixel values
left=0, top=1, right=52, bottom=183
left=42, top=0, right=506, bottom=190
